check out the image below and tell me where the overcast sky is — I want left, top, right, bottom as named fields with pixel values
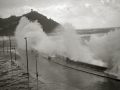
left=0, top=0, right=120, bottom=29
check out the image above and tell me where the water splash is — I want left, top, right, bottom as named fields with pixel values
left=87, top=29, right=120, bottom=77
left=15, top=17, right=120, bottom=78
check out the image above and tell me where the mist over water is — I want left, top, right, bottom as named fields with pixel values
left=15, top=17, right=120, bottom=77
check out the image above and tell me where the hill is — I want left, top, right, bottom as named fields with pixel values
left=0, top=11, right=62, bottom=36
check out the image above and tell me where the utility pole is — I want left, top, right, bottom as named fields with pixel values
left=35, top=54, right=39, bottom=90
left=24, top=37, right=29, bottom=81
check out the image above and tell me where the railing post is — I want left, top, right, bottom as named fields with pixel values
left=14, top=47, right=17, bottom=60
left=2, top=36, right=4, bottom=55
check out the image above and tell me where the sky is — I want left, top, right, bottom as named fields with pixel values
left=0, top=0, right=120, bottom=29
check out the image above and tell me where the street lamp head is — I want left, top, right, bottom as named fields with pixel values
left=31, top=50, right=33, bottom=53
left=24, top=37, right=30, bottom=39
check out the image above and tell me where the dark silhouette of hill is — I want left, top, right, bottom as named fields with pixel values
left=0, top=15, right=21, bottom=36
left=0, top=11, right=61, bottom=36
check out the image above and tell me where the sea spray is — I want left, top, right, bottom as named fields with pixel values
left=15, top=16, right=105, bottom=66
left=15, top=16, right=120, bottom=78
left=62, top=24, right=105, bottom=66
left=15, top=17, right=66, bottom=56
left=87, top=29, right=120, bottom=77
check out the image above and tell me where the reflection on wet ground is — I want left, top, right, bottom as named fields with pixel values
left=19, top=52, right=120, bottom=90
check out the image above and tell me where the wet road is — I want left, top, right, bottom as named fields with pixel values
left=19, top=51, right=120, bottom=90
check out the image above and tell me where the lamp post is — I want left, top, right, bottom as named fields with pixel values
left=9, top=36, right=13, bottom=78
left=35, top=54, right=39, bottom=89
left=31, top=50, right=39, bottom=90
left=9, top=36, right=12, bottom=63
left=24, top=37, right=29, bottom=81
